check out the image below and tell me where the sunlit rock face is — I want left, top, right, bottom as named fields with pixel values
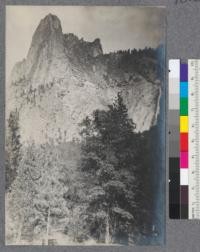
left=8, top=14, right=161, bottom=144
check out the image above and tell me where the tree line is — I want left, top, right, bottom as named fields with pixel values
left=6, top=93, right=158, bottom=245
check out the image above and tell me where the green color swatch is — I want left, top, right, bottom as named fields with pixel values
left=180, top=98, right=188, bottom=115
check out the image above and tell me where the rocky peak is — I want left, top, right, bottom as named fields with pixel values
left=91, top=38, right=103, bottom=57
left=43, top=13, right=62, bottom=30
left=22, top=14, right=66, bottom=85
left=64, top=33, right=103, bottom=59
left=26, top=14, right=63, bottom=63
left=30, top=13, right=62, bottom=46
left=64, top=33, right=79, bottom=42
left=64, top=33, right=80, bottom=49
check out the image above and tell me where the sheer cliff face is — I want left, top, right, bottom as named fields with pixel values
left=8, top=14, right=162, bottom=144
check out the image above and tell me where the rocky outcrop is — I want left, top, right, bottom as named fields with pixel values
left=7, top=14, right=162, bottom=144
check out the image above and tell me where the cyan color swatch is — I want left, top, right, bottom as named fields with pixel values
left=180, top=82, right=188, bottom=98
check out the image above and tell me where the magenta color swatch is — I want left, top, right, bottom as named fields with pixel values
left=180, top=152, right=188, bottom=168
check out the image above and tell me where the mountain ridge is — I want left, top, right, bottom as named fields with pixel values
left=7, top=14, right=163, bottom=143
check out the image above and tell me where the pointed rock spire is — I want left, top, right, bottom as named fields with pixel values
left=27, top=14, right=63, bottom=61
left=24, top=14, right=66, bottom=82
left=31, top=13, right=62, bottom=44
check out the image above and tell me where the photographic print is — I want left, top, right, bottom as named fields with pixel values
left=5, top=6, right=166, bottom=245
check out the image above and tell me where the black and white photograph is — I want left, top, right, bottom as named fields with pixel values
left=5, top=6, right=166, bottom=245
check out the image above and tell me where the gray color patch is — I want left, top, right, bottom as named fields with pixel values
left=169, top=94, right=180, bottom=109
left=168, top=110, right=180, bottom=125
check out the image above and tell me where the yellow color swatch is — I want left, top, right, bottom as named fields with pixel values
left=180, top=116, right=188, bottom=132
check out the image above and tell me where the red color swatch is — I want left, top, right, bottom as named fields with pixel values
left=180, top=133, right=188, bottom=151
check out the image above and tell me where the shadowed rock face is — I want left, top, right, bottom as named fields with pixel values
left=30, top=14, right=63, bottom=49
left=8, top=14, right=162, bottom=144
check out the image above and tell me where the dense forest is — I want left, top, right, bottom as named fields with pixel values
left=6, top=93, right=163, bottom=245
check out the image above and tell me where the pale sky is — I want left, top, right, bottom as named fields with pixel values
left=6, top=6, right=165, bottom=79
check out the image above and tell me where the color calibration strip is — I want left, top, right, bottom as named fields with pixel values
left=180, top=63, right=188, bottom=219
left=169, top=59, right=200, bottom=219
left=169, top=60, right=189, bottom=219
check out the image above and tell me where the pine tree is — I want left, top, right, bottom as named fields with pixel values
left=7, top=142, right=70, bottom=244
left=6, top=110, right=22, bottom=190
left=7, top=143, right=38, bottom=244
left=79, top=93, right=141, bottom=244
